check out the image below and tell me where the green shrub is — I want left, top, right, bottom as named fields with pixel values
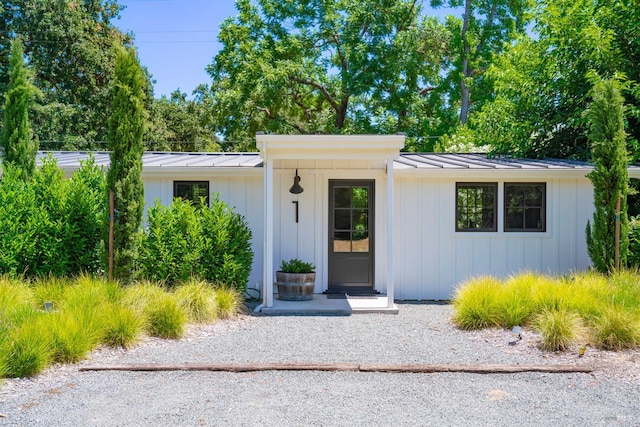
left=139, top=196, right=253, bottom=291
left=279, top=258, right=315, bottom=273
left=145, top=294, right=186, bottom=339
left=0, top=157, right=105, bottom=278
left=101, top=304, right=143, bottom=349
left=533, top=309, right=583, bottom=351
left=590, top=305, right=640, bottom=350
left=452, top=276, right=502, bottom=330
left=2, top=315, right=52, bottom=377
left=174, top=278, right=218, bottom=323
left=139, top=199, right=204, bottom=285
left=214, top=285, right=242, bottom=319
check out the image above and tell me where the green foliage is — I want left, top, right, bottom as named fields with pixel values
left=0, top=276, right=241, bottom=378
left=207, top=0, right=449, bottom=150
left=431, top=0, right=532, bottom=125
left=450, top=0, right=640, bottom=158
left=590, top=305, right=640, bottom=350
left=101, top=304, right=143, bottom=349
left=139, top=196, right=253, bottom=291
left=49, top=311, right=96, bottom=363
left=279, top=258, right=315, bottom=274
left=452, top=270, right=640, bottom=351
left=0, top=156, right=106, bottom=277
left=139, top=199, right=204, bottom=285
left=105, top=46, right=146, bottom=282
left=214, top=285, right=242, bottom=319
left=1, top=38, right=40, bottom=180
left=585, top=77, right=629, bottom=273
left=533, top=309, right=583, bottom=352
left=145, top=293, right=186, bottom=339
left=145, top=90, right=220, bottom=152
left=174, top=278, right=218, bottom=323
left=1, top=1, right=136, bottom=149
left=451, top=276, right=501, bottom=330
left=1, top=312, right=52, bottom=378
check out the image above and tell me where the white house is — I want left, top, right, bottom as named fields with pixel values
left=15, top=134, right=640, bottom=312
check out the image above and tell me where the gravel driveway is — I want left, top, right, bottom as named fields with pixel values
left=1, top=304, right=639, bottom=426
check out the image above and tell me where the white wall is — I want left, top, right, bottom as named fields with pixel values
left=272, top=160, right=388, bottom=293
left=393, top=175, right=595, bottom=300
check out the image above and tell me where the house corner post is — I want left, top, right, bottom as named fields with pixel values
left=386, top=158, right=395, bottom=308
left=263, top=155, right=274, bottom=308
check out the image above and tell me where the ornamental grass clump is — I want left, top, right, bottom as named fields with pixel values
left=590, top=305, right=640, bottom=350
left=32, top=275, right=68, bottom=311
left=145, top=294, right=186, bottom=339
left=214, top=285, right=242, bottom=319
left=101, top=304, right=143, bottom=349
left=48, top=311, right=96, bottom=363
left=174, top=278, right=218, bottom=323
left=452, top=276, right=501, bottom=330
left=121, top=280, right=167, bottom=313
left=533, top=308, right=583, bottom=351
left=1, top=313, right=52, bottom=378
left=495, top=272, right=536, bottom=327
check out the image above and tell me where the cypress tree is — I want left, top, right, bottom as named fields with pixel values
left=105, top=47, right=146, bottom=281
left=585, top=77, right=629, bottom=273
left=1, top=39, right=39, bottom=180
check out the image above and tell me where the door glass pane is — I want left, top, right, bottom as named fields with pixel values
left=335, top=188, right=351, bottom=208
left=333, top=232, right=351, bottom=252
left=334, top=210, right=351, bottom=230
left=352, top=232, right=369, bottom=252
left=352, top=187, right=368, bottom=208
left=352, top=210, right=368, bottom=231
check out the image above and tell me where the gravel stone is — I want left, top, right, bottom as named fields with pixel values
left=1, top=304, right=639, bottom=426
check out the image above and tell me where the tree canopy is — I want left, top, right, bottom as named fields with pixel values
left=442, top=0, right=640, bottom=159
left=207, top=0, right=451, bottom=151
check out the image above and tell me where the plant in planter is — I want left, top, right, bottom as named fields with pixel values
left=276, top=258, right=316, bottom=301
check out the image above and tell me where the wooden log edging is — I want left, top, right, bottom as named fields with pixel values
left=79, top=363, right=595, bottom=374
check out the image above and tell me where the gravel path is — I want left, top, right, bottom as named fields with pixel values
left=1, top=304, right=639, bottom=426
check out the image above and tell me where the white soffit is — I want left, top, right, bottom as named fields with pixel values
left=257, top=134, right=405, bottom=160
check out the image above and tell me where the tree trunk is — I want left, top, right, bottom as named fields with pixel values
left=459, top=0, right=472, bottom=125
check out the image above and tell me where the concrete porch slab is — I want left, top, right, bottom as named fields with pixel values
left=347, top=296, right=399, bottom=314
left=257, top=295, right=399, bottom=315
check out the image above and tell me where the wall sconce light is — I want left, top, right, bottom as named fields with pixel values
left=289, top=169, right=303, bottom=194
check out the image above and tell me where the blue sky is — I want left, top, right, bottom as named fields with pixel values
left=116, top=0, right=456, bottom=99
left=116, top=0, right=239, bottom=98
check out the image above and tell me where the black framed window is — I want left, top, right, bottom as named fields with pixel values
left=504, top=183, right=546, bottom=232
left=173, top=181, right=209, bottom=207
left=456, top=183, right=497, bottom=232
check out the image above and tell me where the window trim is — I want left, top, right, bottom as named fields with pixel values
left=173, top=180, right=210, bottom=207
left=455, top=182, right=498, bottom=232
left=503, top=182, right=546, bottom=232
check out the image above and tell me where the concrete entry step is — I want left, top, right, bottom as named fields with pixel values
left=258, top=295, right=398, bottom=315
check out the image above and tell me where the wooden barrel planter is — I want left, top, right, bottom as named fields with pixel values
left=276, top=271, right=316, bottom=301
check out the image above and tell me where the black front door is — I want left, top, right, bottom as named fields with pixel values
left=328, top=180, right=374, bottom=291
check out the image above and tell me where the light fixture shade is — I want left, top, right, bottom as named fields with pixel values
left=289, top=169, right=303, bottom=194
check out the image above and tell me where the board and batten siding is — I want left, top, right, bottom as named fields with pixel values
left=142, top=173, right=265, bottom=289
left=272, top=160, right=389, bottom=294
left=393, top=176, right=595, bottom=300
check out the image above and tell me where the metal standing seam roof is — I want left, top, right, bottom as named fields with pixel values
left=36, top=151, right=640, bottom=173
left=37, top=151, right=264, bottom=168
left=394, top=153, right=595, bottom=170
